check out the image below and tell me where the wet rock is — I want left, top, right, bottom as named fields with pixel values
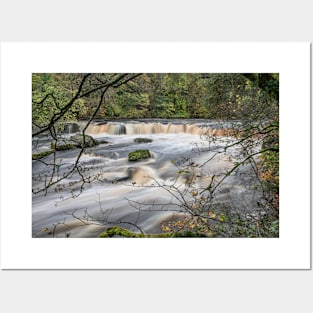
left=134, top=138, right=153, bottom=143
left=70, top=134, right=99, bottom=147
left=51, top=141, right=78, bottom=151
left=32, top=150, right=54, bottom=160
left=128, top=149, right=151, bottom=161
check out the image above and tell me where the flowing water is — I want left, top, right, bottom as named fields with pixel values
left=32, top=119, right=262, bottom=237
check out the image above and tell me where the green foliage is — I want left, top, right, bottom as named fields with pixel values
left=160, top=209, right=279, bottom=238
left=128, top=149, right=151, bottom=161
left=98, top=226, right=211, bottom=238
left=228, top=214, right=279, bottom=238
left=32, top=73, right=279, bottom=121
left=32, top=74, right=87, bottom=127
left=99, top=226, right=144, bottom=237
left=261, top=149, right=279, bottom=191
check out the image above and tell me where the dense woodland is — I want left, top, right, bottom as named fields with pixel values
left=32, top=73, right=278, bottom=122
left=32, top=73, right=279, bottom=237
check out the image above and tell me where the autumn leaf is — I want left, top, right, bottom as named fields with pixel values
left=208, top=211, right=216, bottom=219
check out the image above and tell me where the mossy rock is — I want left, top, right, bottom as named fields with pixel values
left=51, top=141, right=78, bottom=151
left=32, top=150, right=54, bottom=160
left=128, top=149, right=151, bottom=161
left=70, top=134, right=98, bottom=148
left=98, top=226, right=211, bottom=238
left=50, top=134, right=98, bottom=151
left=99, top=226, right=168, bottom=238
left=99, top=227, right=145, bottom=238
left=134, top=138, right=153, bottom=143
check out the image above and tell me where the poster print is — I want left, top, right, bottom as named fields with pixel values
left=1, top=42, right=310, bottom=269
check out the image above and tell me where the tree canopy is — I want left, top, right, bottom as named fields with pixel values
left=32, top=73, right=279, bottom=124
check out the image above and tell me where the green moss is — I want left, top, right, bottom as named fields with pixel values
left=50, top=135, right=98, bottom=152
left=32, top=150, right=54, bottom=160
left=99, top=226, right=145, bottom=238
left=128, top=149, right=151, bottom=161
left=51, top=141, right=78, bottom=151
left=57, top=143, right=78, bottom=150
left=98, top=226, right=211, bottom=238
left=134, top=138, right=153, bottom=143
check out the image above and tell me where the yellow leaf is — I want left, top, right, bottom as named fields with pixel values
left=161, top=226, right=171, bottom=232
left=208, top=211, right=216, bottom=219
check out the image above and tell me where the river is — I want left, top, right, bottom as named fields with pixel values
left=32, top=119, right=262, bottom=237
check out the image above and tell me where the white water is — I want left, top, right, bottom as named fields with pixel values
left=85, top=120, right=235, bottom=136
left=32, top=120, right=261, bottom=237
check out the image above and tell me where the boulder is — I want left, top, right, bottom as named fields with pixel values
left=128, top=149, right=151, bottom=161
left=134, top=138, right=153, bottom=143
left=70, top=134, right=98, bottom=148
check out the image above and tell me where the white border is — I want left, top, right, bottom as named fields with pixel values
left=0, top=42, right=310, bottom=269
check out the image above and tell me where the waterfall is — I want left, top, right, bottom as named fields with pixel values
left=56, top=122, right=81, bottom=134
left=85, top=121, right=233, bottom=137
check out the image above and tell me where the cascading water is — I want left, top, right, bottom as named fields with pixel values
left=32, top=119, right=260, bottom=238
left=85, top=120, right=234, bottom=136
left=57, top=122, right=81, bottom=134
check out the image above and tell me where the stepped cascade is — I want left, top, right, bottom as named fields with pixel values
left=85, top=121, right=234, bottom=137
